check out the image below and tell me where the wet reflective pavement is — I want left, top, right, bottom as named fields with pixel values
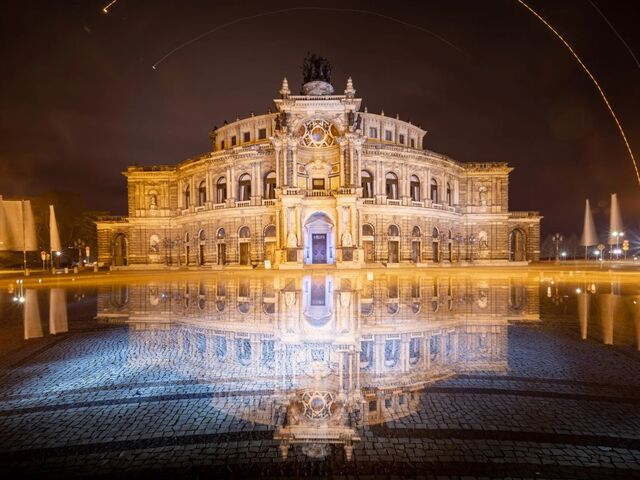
left=1, top=270, right=640, bottom=479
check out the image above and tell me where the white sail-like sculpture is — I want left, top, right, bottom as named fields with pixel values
left=0, top=197, right=37, bottom=252
left=608, top=193, right=624, bottom=245
left=49, top=288, right=68, bottom=335
left=24, top=289, right=43, bottom=340
left=49, top=204, right=62, bottom=253
left=579, top=199, right=598, bottom=259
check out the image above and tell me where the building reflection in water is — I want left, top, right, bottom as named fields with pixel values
left=94, top=272, right=539, bottom=460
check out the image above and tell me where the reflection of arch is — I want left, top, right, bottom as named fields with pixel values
left=509, top=228, right=526, bottom=261
left=113, top=233, right=128, bottom=266
left=236, top=338, right=252, bottom=365
left=361, top=170, right=374, bottom=198
left=110, top=284, right=129, bottom=307
left=304, top=212, right=335, bottom=265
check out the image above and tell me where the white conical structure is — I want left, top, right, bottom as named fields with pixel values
left=49, top=288, right=68, bottom=335
left=580, top=199, right=598, bottom=258
left=49, top=205, right=62, bottom=253
left=608, top=193, right=624, bottom=244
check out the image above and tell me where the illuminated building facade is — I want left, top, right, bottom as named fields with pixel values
left=96, top=61, right=541, bottom=268
left=96, top=272, right=539, bottom=459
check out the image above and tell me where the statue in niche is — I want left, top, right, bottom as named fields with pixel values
left=478, top=230, right=489, bottom=249
left=302, top=52, right=332, bottom=84
left=341, top=232, right=353, bottom=248
left=478, top=186, right=488, bottom=206
left=149, top=193, right=158, bottom=208
left=287, top=232, right=298, bottom=248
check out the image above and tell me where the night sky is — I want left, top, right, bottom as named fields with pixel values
left=1, top=0, right=638, bottom=236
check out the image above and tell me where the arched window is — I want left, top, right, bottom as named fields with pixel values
left=184, top=186, right=191, bottom=208
left=239, top=226, right=250, bottom=238
left=432, top=227, right=439, bottom=239
left=216, top=177, right=227, bottom=203
left=362, top=224, right=374, bottom=237
left=361, top=170, right=374, bottom=198
left=412, top=226, right=421, bottom=238
left=197, top=181, right=206, bottom=206
left=430, top=178, right=438, bottom=203
left=264, top=225, right=276, bottom=238
left=410, top=175, right=421, bottom=201
left=238, top=174, right=251, bottom=201
left=385, top=172, right=398, bottom=200
left=264, top=171, right=276, bottom=199
left=388, top=224, right=400, bottom=237
left=446, top=182, right=452, bottom=206
left=216, top=228, right=226, bottom=239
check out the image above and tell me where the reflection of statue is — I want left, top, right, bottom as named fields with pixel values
left=302, top=52, right=332, bottom=84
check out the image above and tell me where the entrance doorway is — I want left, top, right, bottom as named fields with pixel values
left=113, top=233, right=127, bottom=266
left=217, top=244, right=226, bottom=265
left=312, top=234, right=327, bottom=264
left=304, top=212, right=334, bottom=265
left=388, top=241, right=399, bottom=263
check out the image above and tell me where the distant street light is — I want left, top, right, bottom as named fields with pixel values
left=552, top=233, right=563, bottom=262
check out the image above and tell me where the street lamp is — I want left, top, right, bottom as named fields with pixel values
left=552, top=233, right=563, bottom=262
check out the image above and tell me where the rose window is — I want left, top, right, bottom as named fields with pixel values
left=299, top=120, right=338, bottom=148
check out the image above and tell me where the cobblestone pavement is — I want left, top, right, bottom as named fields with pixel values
left=1, top=292, right=640, bottom=478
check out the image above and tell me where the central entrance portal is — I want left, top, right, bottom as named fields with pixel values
left=312, top=234, right=327, bottom=264
left=304, top=212, right=335, bottom=265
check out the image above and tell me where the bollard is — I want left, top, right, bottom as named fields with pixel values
left=73, top=267, right=78, bottom=274
left=94, top=265, right=98, bottom=273
left=64, top=267, right=69, bottom=274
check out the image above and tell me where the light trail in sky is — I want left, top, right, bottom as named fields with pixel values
left=151, top=7, right=465, bottom=70
left=102, top=0, right=118, bottom=15
left=516, top=0, right=640, bottom=188
left=588, top=0, right=640, bottom=69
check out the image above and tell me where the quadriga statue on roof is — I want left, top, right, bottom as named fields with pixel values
left=302, top=52, right=332, bottom=84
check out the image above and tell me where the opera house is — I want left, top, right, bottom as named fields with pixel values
left=96, top=56, right=541, bottom=268
left=96, top=271, right=540, bottom=459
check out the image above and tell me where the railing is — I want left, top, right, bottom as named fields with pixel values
left=262, top=199, right=276, bottom=206
left=281, top=188, right=300, bottom=195
left=362, top=198, right=375, bottom=205
left=509, top=211, right=539, bottom=218
left=306, top=189, right=332, bottom=197
left=411, top=201, right=424, bottom=207
left=387, top=199, right=401, bottom=206
left=235, top=200, right=250, bottom=207
left=337, top=187, right=356, bottom=195
left=195, top=205, right=205, bottom=212
left=214, top=203, right=226, bottom=210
